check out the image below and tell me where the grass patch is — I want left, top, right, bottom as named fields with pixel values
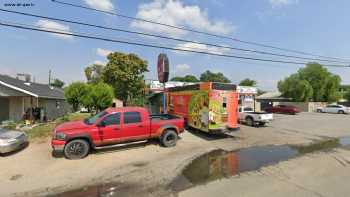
left=23, top=113, right=91, bottom=140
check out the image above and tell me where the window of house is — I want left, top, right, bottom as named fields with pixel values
left=124, top=112, right=142, bottom=124
left=56, top=101, right=60, bottom=109
left=102, top=113, right=120, bottom=126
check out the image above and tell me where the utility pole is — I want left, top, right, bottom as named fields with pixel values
left=49, top=69, right=52, bottom=85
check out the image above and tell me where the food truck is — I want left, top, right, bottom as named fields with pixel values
left=167, top=82, right=239, bottom=134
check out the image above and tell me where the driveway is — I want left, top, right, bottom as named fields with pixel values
left=0, top=112, right=349, bottom=197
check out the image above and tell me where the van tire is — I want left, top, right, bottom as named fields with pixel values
left=161, top=129, right=178, bottom=147
left=64, top=139, right=90, bottom=160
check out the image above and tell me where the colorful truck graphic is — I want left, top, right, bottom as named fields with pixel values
left=167, top=82, right=239, bottom=133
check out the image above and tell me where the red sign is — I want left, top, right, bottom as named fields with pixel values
left=157, top=53, right=169, bottom=83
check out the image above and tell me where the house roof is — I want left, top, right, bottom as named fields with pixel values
left=0, top=74, right=65, bottom=99
left=256, top=91, right=292, bottom=101
left=256, top=91, right=282, bottom=99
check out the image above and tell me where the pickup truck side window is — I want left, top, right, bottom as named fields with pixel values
left=124, top=112, right=142, bottom=124
left=103, top=113, right=120, bottom=126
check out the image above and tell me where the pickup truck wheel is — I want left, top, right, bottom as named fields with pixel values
left=246, top=117, right=254, bottom=127
left=64, top=139, right=90, bottom=160
left=316, top=109, right=322, bottom=113
left=161, top=130, right=178, bottom=147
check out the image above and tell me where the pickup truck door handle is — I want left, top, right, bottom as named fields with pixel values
left=113, top=127, right=120, bottom=130
left=137, top=125, right=143, bottom=128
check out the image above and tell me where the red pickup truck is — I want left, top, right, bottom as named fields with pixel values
left=51, top=107, right=185, bottom=159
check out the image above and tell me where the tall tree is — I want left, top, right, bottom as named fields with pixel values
left=64, top=82, right=89, bottom=111
left=84, top=64, right=104, bottom=84
left=199, top=70, right=231, bottom=83
left=239, top=78, right=257, bottom=86
left=51, top=78, right=65, bottom=88
left=102, top=52, right=148, bottom=105
left=346, top=90, right=350, bottom=102
left=82, top=83, right=114, bottom=111
left=171, top=75, right=199, bottom=82
left=278, top=63, right=341, bottom=102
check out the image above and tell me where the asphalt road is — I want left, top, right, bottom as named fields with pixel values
left=0, top=112, right=349, bottom=197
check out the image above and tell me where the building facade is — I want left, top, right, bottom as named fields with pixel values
left=0, top=74, right=70, bottom=122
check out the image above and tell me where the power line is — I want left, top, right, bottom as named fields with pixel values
left=51, top=0, right=350, bottom=62
left=1, top=8, right=348, bottom=64
left=1, top=21, right=349, bottom=68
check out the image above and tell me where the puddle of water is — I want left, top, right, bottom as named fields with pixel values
left=171, top=137, right=350, bottom=191
left=339, top=136, right=350, bottom=147
left=48, top=182, right=134, bottom=197
left=49, top=136, right=350, bottom=196
left=171, top=145, right=298, bottom=191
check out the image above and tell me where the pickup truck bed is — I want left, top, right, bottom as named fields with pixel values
left=239, top=107, right=273, bottom=127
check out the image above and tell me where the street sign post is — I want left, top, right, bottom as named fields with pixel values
left=157, top=53, right=170, bottom=113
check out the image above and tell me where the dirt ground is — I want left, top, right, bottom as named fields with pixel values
left=0, top=112, right=349, bottom=197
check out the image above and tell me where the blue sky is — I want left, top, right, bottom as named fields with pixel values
left=1, top=0, right=350, bottom=90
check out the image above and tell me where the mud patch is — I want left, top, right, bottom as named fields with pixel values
left=10, top=174, right=23, bottom=181
left=132, top=161, right=149, bottom=167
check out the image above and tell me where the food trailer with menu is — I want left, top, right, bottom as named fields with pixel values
left=167, top=82, right=239, bottom=134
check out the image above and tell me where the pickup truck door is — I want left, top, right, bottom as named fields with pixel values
left=122, top=111, right=149, bottom=140
left=98, top=113, right=122, bottom=145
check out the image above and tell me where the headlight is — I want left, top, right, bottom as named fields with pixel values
left=55, top=132, right=66, bottom=140
left=0, top=139, right=7, bottom=146
left=0, top=138, right=16, bottom=145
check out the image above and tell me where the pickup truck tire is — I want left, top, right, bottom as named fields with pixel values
left=161, top=129, right=178, bottom=147
left=245, top=117, right=254, bottom=127
left=316, top=109, right=322, bottom=113
left=64, top=139, right=90, bottom=160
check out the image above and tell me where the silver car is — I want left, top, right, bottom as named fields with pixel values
left=0, top=128, right=28, bottom=154
left=317, top=104, right=350, bottom=114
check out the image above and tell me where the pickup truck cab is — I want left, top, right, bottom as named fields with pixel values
left=238, top=107, right=273, bottom=127
left=52, top=107, right=184, bottom=159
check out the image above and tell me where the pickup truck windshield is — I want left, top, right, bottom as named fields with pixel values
left=84, top=111, right=107, bottom=125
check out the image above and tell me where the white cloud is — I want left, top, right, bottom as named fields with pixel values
left=84, top=0, right=114, bottom=12
left=35, top=20, right=73, bottom=40
left=1, top=67, right=17, bottom=77
left=130, top=0, right=234, bottom=37
left=93, top=60, right=107, bottom=65
left=269, top=0, right=299, bottom=7
left=96, top=48, right=113, bottom=57
left=175, top=64, right=191, bottom=74
left=175, top=42, right=230, bottom=55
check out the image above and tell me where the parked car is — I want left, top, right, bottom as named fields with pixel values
left=238, top=107, right=273, bottom=127
left=317, top=104, right=350, bottom=114
left=265, top=105, right=301, bottom=115
left=51, top=107, right=185, bottom=159
left=0, top=128, right=28, bottom=154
